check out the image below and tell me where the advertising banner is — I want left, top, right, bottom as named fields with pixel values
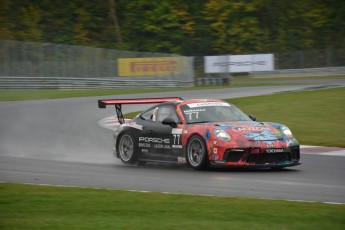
left=205, top=54, right=274, bottom=73
left=118, top=57, right=179, bottom=76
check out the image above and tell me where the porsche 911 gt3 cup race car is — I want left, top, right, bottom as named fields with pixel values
left=98, top=97, right=300, bottom=170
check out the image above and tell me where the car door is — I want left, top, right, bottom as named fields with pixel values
left=136, top=106, right=175, bottom=156
left=136, top=107, right=158, bottom=155
left=149, top=105, right=183, bottom=158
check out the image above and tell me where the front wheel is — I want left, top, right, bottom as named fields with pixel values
left=117, top=133, right=138, bottom=164
left=186, top=135, right=208, bottom=170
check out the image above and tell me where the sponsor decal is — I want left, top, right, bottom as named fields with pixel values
left=214, top=160, right=226, bottom=164
left=172, top=128, right=183, bottom=135
left=178, top=157, right=186, bottom=163
left=130, top=61, right=177, bottom=73
left=213, top=148, right=218, bottom=154
left=139, top=137, right=170, bottom=144
left=205, top=54, right=274, bottom=73
left=214, top=61, right=266, bottom=66
left=232, top=127, right=269, bottom=133
left=212, top=153, right=219, bottom=160
left=172, top=145, right=183, bottom=149
left=139, top=143, right=151, bottom=148
left=141, top=149, right=148, bottom=153
left=266, top=148, right=285, bottom=153
left=187, top=102, right=231, bottom=108
left=118, top=57, right=182, bottom=76
left=153, top=144, right=171, bottom=149
left=183, top=108, right=206, bottom=113
left=183, top=130, right=188, bottom=134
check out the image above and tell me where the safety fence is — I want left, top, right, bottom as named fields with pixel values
left=0, top=77, right=193, bottom=89
left=0, top=40, right=344, bottom=89
left=194, top=50, right=345, bottom=79
left=0, top=40, right=194, bottom=87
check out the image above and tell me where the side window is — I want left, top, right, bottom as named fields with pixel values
left=141, top=107, right=157, bottom=121
left=157, top=106, right=179, bottom=123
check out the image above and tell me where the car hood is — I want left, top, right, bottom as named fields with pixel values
left=213, top=121, right=283, bottom=141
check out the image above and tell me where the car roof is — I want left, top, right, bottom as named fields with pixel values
left=142, top=99, right=226, bottom=112
left=159, top=98, right=225, bottom=107
left=180, top=99, right=224, bottom=105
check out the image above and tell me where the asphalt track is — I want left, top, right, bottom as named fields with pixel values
left=1, top=83, right=345, bottom=203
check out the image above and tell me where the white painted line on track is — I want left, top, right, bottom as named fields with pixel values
left=301, top=145, right=345, bottom=157
left=305, top=150, right=345, bottom=157
left=1, top=181, right=344, bottom=205
left=300, top=145, right=319, bottom=148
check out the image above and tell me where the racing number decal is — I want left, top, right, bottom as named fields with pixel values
left=172, top=134, right=182, bottom=148
left=173, top=134, right=180, bottom=145
left=183, top=109, right=206, bottom=120
left=172, top=128, right=183, bottom=149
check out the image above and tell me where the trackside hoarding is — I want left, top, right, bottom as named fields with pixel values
left=118, top=57, right=183, bottom=77
left=205, top=54, right=274, bottom=73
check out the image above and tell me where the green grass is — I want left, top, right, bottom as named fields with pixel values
left=232, top=74, right=345, bottom=83
left=0, top=183, right=344, bottom=230
left=1, top=75, right=343, bottom=101
left=0, top=86, right=229, bottom=101
left=125, top=87, right=345, bottom=147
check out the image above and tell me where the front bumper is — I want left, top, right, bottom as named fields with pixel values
left=209, top=145, right=301, bottom=168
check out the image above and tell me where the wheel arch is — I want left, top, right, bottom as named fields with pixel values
left=184, top=133, right=210, bottom=157
left=185, top=134, right=209, bottom=170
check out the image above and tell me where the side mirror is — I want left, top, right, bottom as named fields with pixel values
left=248, top=115, right=256, bottom=121
left=162, top=118, right=177, bottom=128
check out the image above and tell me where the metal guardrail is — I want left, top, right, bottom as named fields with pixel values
left=1, top=66, right=344, bottom=89
left=250, top=67, right=345, bottom=77
left=0, top=77, right=194, bottom=89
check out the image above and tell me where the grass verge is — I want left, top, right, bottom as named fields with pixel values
left=1, top=75, right=343, bottom=101
left=232, top=74, right=345, bottom=83
left=0, top=183, right=344, bottom=230
left=0, top=86, right=230, bottom=101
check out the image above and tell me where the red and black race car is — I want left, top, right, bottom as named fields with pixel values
left=98, top=97, right=300, bottom=170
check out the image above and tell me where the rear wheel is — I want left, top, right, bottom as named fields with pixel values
left=186, top=135, right=208, bottom=170
left=117, top=133, right=138, bottom=164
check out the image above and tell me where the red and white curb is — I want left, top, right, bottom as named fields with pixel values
left=98, top=117, right=345, bottom=157
left=1, top=181, right=343, bottom=205
left=301, top=145, right=345, bottom=157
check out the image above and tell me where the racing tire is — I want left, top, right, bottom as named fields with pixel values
left=117, top=132, right=138, bottom=164
left=186, top=135, right=208, bottom=170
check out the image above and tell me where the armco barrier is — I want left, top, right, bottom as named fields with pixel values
left=250, top=67, right=345, bottom=77
left=0, top=77, right=194, bottom=89
left=195, top=77, right=231, bottom=86
left=1, top=67, right=343, bottom=89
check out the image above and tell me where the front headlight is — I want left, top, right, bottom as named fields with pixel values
left=281, top=125, right=294, bottom=139
left=213, top=128, right=231, bottom=141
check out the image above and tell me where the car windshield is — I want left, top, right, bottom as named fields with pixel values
left=181, top=102, right=251, bottom=124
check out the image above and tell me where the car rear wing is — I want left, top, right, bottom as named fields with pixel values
left=98, top=97, right=183, bottom=124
